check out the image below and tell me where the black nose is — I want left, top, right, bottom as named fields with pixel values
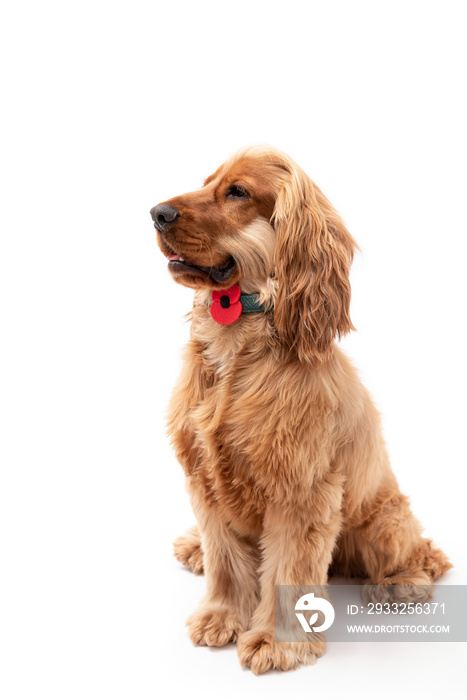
left=150, top=204, right=180, bottom=232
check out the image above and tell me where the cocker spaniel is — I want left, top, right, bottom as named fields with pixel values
left=151, top=147, right=451, bottom=673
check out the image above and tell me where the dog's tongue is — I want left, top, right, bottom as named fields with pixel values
left=166, top=252, right=236, bottom=283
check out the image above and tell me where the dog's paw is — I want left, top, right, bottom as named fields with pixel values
left=173, top=528, right=204, bottom=575
left=186, top=608, right=245, bottom=647
left=363, top=570, right=434, bottom=606
left=237, top=629, right=324, bottom=675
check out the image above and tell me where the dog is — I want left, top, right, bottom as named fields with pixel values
left=151, top=146, right=451, bottom=673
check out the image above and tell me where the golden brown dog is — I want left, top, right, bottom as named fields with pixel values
left=151, top=146, right=451, bottom=673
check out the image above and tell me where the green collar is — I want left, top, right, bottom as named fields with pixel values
left=238, top=292, right=267, bottom=314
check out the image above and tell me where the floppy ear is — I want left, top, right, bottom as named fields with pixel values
left=273, top=164, right=357, bottom=363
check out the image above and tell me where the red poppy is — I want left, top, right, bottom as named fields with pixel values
left=210, top=284, right=242, bottom=324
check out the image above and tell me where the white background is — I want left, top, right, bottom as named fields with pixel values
left=1, top=1, right=466, bottom=698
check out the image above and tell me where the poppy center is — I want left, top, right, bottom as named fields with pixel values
left=220, top=295, right=230, bottom=309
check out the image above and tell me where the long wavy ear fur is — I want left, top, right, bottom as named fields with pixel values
left=272, top=157, right=358, bottom=363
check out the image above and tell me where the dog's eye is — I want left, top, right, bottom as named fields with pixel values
left=226, top=185, right=250, bottom=199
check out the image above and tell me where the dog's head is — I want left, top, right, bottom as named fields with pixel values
left=151, top=147, right=357, bottom=362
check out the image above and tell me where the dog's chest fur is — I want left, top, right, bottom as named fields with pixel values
left=185, top=310, right=276, bottom=534
left=168, top=307, right=337, bottom=537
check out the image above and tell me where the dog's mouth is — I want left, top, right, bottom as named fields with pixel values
left=165, top=248, right=237, bottom=284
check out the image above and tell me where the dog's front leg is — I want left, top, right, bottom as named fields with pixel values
left=237, top=475, right=343, bottom=674
left=186, top=489, right=260, bottom=647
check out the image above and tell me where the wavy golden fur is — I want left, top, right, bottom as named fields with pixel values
left=152, top=146, right=451, bottom=673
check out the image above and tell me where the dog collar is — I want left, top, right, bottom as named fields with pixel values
left=210, top=284, right=266, bottom=324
